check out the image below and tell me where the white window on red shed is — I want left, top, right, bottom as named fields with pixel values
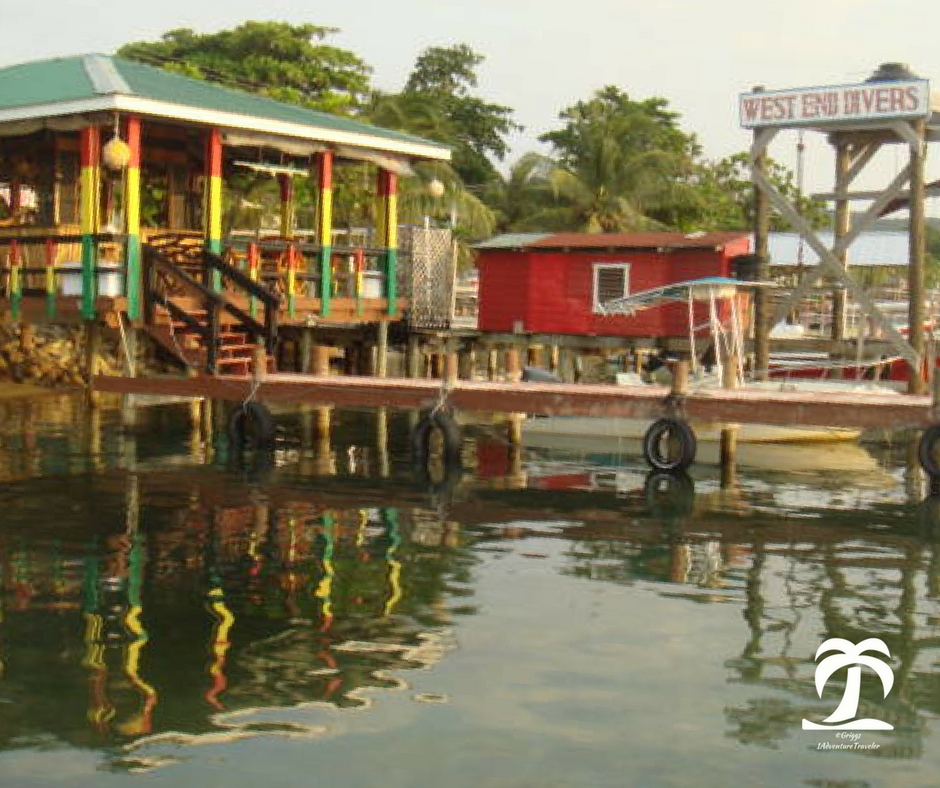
left=592, top=263, right=630, bottom=312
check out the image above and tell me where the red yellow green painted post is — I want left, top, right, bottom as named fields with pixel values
left=286, top=244, right=298, bottom=318
left=124, top=117, right=142, bottom=321
left=354, top=247, right=365, bottom=317
left=378, top=170, right=398, bottom=317
left=79, top=125, right=101, bottom=319
left=316, top=152, right=334, bottom=316
left=248, top=243, right=260, bottom=320
left=204, top=129, right=223, bottom=290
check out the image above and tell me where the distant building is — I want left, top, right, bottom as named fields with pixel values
left=768, top=231, right=909, bottom=272
left=473, top=231, right=751, bottom=338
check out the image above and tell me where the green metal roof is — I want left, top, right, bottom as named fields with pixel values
left=0, top=54, right=450, bottom=160
left=0, top=56, right=96, bottom=109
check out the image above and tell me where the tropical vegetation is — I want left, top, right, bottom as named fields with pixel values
left=118, top=21, right=827, bottom=260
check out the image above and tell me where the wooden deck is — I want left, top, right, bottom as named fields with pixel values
left=92, top=373, right=938, bottom=431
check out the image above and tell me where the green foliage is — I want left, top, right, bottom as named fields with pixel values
left=118, top=21, right=372, bottom=114
left=927, top=225, right=940, bottom=288
left=691, top=153, right=828, bottom=232
left=533, top=87, right=703, bottom=232
left=397, top=44, right=520, bottom=186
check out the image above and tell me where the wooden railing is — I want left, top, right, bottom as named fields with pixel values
left=0, top=233, right=127, bottom=319
left=142, top=244, right=280, bottom=373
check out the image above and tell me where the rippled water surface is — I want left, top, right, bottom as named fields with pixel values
left=0, top=392, right=939, bottom=788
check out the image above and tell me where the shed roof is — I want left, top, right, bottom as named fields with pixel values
left=768, top=231, right=910, bottom=267
left=0, top=54, right=450, bottom=161
left=475, top=231, right=750, bottom=252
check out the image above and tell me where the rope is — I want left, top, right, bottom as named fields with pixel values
left=430, top=374, right=454, bottom=418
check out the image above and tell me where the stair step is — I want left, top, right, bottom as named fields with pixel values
left=218, top=345, right=256, bottom=358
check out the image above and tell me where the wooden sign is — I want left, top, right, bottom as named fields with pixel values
left=740, top=80, right=931, bottom=128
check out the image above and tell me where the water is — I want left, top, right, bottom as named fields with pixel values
left=0, top=393, right=939, bottom=787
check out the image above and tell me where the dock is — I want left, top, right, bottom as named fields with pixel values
left=93, top=372, right=937, bottom=431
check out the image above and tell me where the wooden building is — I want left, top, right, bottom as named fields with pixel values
left=474, top=232, right=751, bottom=338
left=0, top=54, right=450, bottom=374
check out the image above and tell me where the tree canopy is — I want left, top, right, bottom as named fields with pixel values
left=374, top=44, right=520, bottom=186
left=118, top=21, right=823, bottom=247
left=118, top=21, right=372, bottom=114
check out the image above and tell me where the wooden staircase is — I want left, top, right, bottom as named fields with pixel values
left=142, top=243, right=280, bottom=376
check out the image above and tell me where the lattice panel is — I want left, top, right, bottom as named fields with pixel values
left=403, top=226, right=456, bottom=329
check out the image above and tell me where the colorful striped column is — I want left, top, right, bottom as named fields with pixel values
left=124, top=117, right=142, bottom=321
left=379, top=170, right=399, bottom=317
left=247, top=243, right=259, bottom=319
left=204, top=128, right=223, bottom=291
left=286, top=244, right=297, bottom=318
left=79, top=125, right=101, bottom=319
left=315, top=152, right=334, bottom=316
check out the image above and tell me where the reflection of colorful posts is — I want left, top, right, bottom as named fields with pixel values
left=119, top=533, right=157, bottom=736
left=315, top=514, right=335, bottom=632
left=80, top=534, right=158, bottom=736
left=205, top=582, right=235, bottom=711
left=81, top=550, right=113, bottom=731
left=383, top=509, right=403, bottom=617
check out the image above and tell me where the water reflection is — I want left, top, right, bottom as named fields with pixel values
left=0, top=395, right=939, bottom=785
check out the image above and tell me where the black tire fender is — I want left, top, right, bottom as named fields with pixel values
left=228, top=402, right=277, bottom=451
left=411, top=408, right=462, bottom=470
left=642, top=417, right=697, bottom=472
left=918, top=423, right=940, bottom=479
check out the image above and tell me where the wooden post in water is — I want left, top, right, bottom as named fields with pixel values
left=458, top=344, right=475, bottom=380
left=376, top=320, right=389, bottom=378
left=299, top=328, right=313, bottom=374
left=443, top=351, right=459, bottom=384
left=527, top=345, right=542, bottom=369
left=505, top=346, right=522, bottom=382
left=671, top=359, right=690, bottom=397
left=487, top=347, right=499, bottom=380
left=376, top=407, right=390, bottom=478
left=908, top=118, right=928, bottom=395
left=720, top=354, right=739, bottom=490
left=405, top=335, right=421, bottom=379
left=312, top=344, right=331, bottom=376
left=315, top=405, right=334, bottom=475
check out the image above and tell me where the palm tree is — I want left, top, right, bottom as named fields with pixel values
left=802, top=637, right=894, bottom=729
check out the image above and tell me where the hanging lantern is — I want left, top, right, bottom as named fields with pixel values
left=427, top=179, right=446, bottom=198
left=103, top=136, right=131, bottom=170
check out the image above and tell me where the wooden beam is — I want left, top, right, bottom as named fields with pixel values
left=752, top=130, right=774, bottom=380
left=768, top=163, right=913, bottom=327
left=754, top=168, right=917, bottom=365
left=831, top=140, right=851, bottom=342
left=908, top=119, right=928, bottom=394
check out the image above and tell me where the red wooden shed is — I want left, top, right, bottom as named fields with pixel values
left=474, top=231, right=752, bottom=338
